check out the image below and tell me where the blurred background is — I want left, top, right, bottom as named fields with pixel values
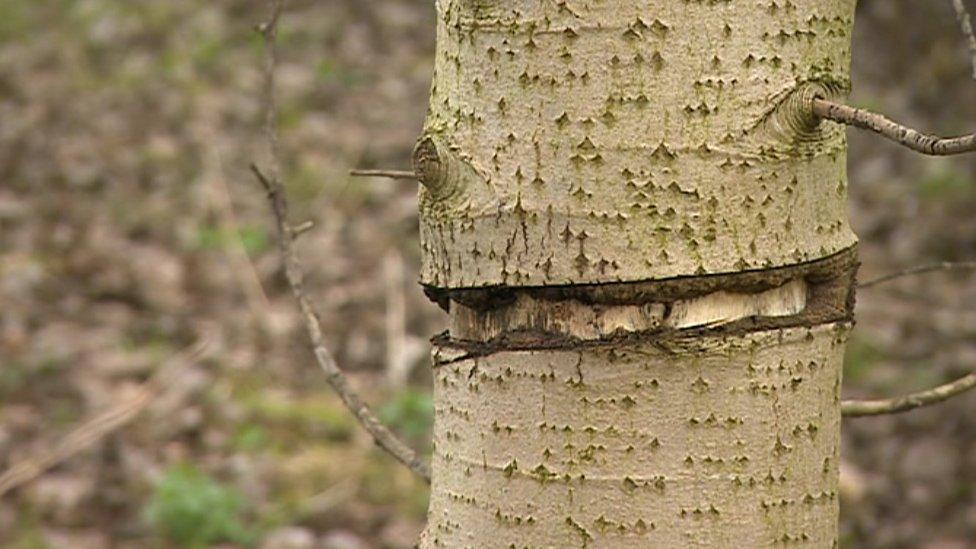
left=0, top=1, right=974, bottom=547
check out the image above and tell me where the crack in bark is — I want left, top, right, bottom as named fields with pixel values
left=429, top=247, right=857, bottom=357
left=425, top=246, right=857, bottom=311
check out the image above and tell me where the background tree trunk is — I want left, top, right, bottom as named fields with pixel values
left=418, top=0, right=859, bottom=546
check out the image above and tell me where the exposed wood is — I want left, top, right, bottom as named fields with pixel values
left=450, top=278, right=808, bottom=342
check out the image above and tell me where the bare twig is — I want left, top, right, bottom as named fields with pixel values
left=811, top=3, right=976, bottom=415
left=842, top=370, right=976, bottom=417
left=859, top=260, right=976, bottom=289
left=290, top=220, right=315, bottom=237
left=812, top=98, right=976, bottom=155
left=251, top=166, right=431, bottom=482
left=251, top=2, right=430, bottom=482
left=0, top=338, right=212, bottom=497
left=349, top=169, right=417, bottom=180
left=849, top=258, right=976, bottom=415
left=952, top=0, right=976, bottom=80
left=257, top=0, right=286, bottom=184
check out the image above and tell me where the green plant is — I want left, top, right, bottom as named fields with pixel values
left=144, top=464, right=254, bottom=547
left=232, top=424, right=270, bottom=453
left=379, top=389, right=433, bottom=443
left=195, top=224, right=269, bottom=255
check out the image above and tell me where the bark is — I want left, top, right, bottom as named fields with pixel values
left=426, top=324, right=847, bottom=546
left=417, top=0, right=858, bottom=546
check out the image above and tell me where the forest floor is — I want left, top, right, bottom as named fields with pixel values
left=1, top=1, right=975, bottom=547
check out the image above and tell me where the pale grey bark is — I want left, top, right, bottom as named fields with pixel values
left=419, top=1, right=859, bottom=546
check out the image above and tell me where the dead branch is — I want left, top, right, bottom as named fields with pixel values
left=859, top=260, right=976, bottom=289
left=812, top=98, right=976, bottom=156
left=849, top=257, right=976, bottom=415
left=257, top=0, right=286, bottom=185
left=251, top=1, right=430, bottom=483
left=952, top=0, right=976, bottom=80
left=0, top=339, right=212, bottom=498
left=349, top=169, right=417, bottom=180
left=290, top=220, right=315, bottom=237
left=250, top=165, right=430, bottom=482
left=842, top=370, right=976, bottom=417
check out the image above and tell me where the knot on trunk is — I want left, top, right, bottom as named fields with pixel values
left=773, top=81, right=846, bottom=144
left=413, top=136, right=444, bottom=191
left=745, top=80, right=849, bottom=157
left=412, top=134, right=483, bottom=216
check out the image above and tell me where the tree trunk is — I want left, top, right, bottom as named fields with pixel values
left=416, top=1, right=858, bottom=546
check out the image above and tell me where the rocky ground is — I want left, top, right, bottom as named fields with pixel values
left=0, top=1, right=974, bottom=547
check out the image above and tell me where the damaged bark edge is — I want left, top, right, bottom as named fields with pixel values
left=425, top=246, right=858, bottom=310
left=430, top=246, right=858, bottom=357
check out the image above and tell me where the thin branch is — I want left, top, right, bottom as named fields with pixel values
left=812, top=98, right=976, bottom=156
left=859, top=260, right=976, bottom=289
left=349, top=169, right=417, bottom=180
left=251, top=165, right=431, bottom=482
left=849, top=256, right=976, bottom=415
left=952, top=0, right=976, bottom=80
left=257, top=0, right=286, bottom=184
left=251, top=2, right=430, bottom=482
left=842, top=370, right=976, bottom=417
left=290, top=220, right=315, bottom=237
left=0, top=338, right=212, bottom=497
